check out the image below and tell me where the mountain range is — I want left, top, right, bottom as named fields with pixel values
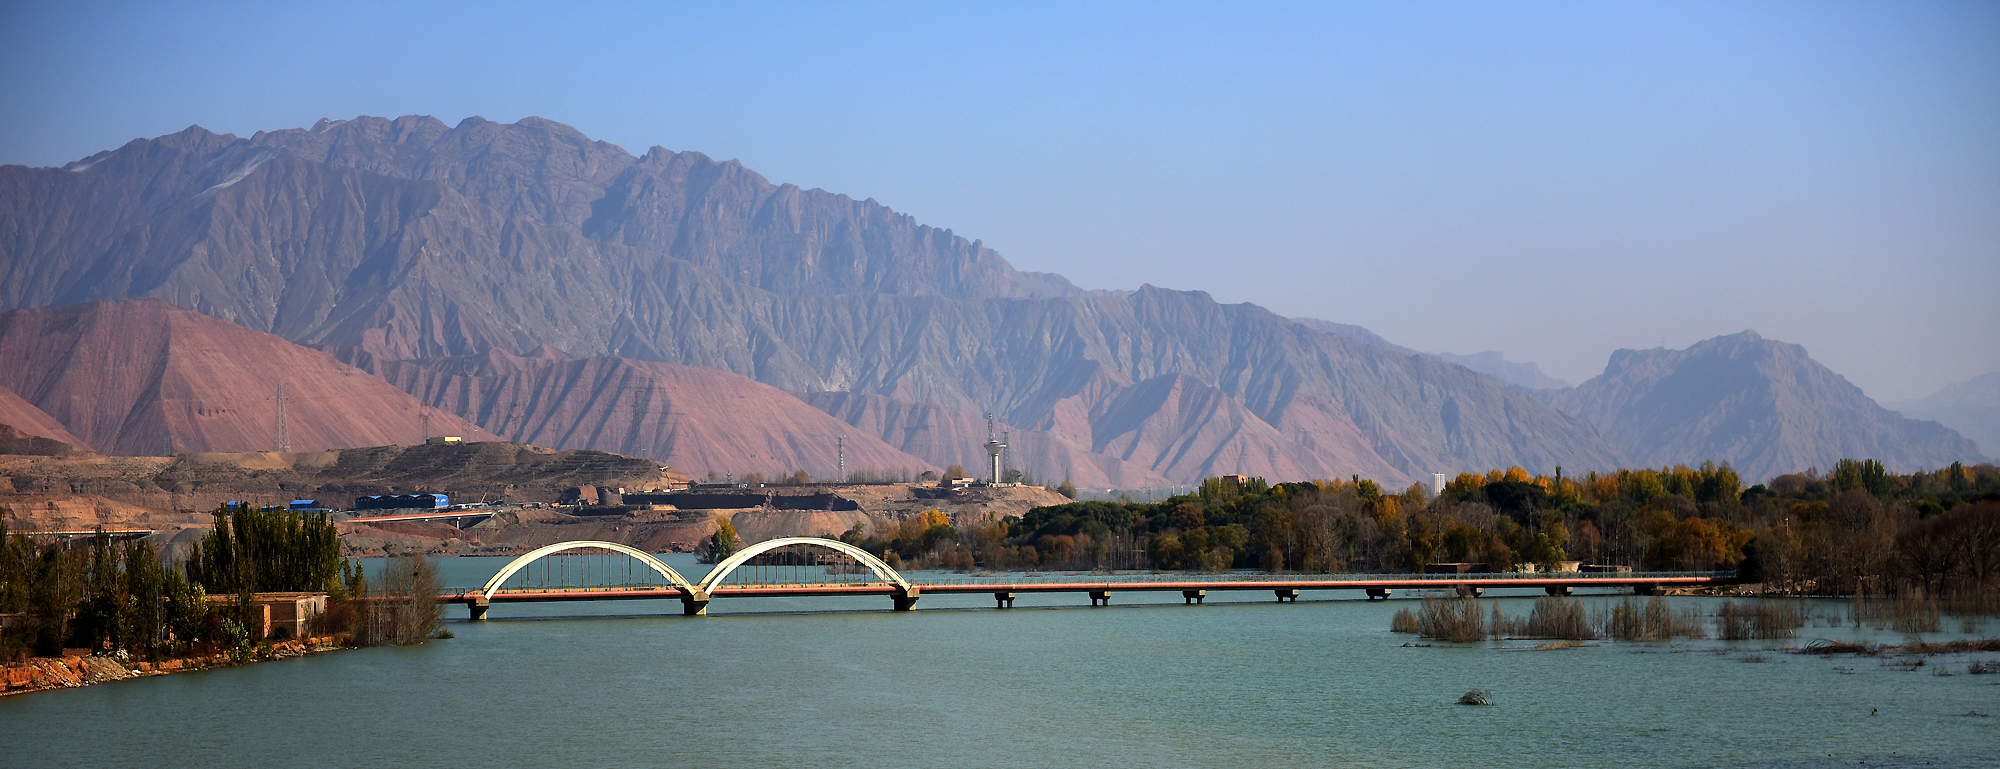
left=1540, top=331, right=1982, bottom=481
left=1887, top=373, right=2000, bottom=462
left=0, top=115, right=1985, bottom=484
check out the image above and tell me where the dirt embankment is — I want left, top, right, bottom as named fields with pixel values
left=0, top=445, right=1073, bottom=558
left=340, top=484, right=1075, bottom=557
left=1, top=441, right=687, bottom=546
left=1, top=637, right=342, bottom=697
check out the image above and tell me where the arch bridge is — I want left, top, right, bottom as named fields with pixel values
left=445, top=537, right=1734, bottom=619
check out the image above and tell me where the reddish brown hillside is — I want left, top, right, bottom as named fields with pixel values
left=343, top=349, right=933, bottom=480
left=0, top=383, right=90, bottom=449
left=0, top=299, right=495, bottom=455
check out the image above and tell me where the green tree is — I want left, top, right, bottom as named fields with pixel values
left=185, top=505, right=341, bottom=594
left=121, top=539, right=166, bottom=655
left=709, top=517, right=742, bottom=561
left=79, top=529, right=130, bottom=652
left=164, top=569, right=209, bottom=652
left=1831, top=458, right=1891, bottom=497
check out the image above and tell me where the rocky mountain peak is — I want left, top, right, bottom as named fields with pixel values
left=1550, top=331, right=1984, bottom=481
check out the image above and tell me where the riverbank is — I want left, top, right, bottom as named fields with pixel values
left=0, top=636, right=343, bottom=697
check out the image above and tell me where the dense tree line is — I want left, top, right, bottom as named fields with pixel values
left=2, top=504, right=429, bottom=661
left=185, top=506, right=343, bottom=595
left=849, top=460, right=1999, bottom=599
left=2, top=518, right=216, bottom=659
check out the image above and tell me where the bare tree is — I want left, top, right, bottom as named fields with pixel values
left=357, top=553, right=441, bottom=646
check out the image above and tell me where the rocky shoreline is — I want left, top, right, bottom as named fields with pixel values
left=1, top=636, right=344, bottom=697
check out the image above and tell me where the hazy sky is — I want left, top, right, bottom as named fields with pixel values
left=4, top=1, right=1995, bottom=400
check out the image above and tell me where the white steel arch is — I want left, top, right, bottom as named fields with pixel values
left=698, top=537, right=909, bottom=592
left=481, top=541, right=695, bottom=599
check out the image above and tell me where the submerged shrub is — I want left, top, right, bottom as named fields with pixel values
left=1526, top=597, right=1595, bottom=640
left=1418, top=596, right=1487, bottom=643
left=1489, top=602, right=1524, bottom=639
left=1601, top=597, right=1705, bottom=641
left=1852, top=593, right=1944, bottom=634
left=1717, top=600, right=1805, bottom=640
left=1391, top=607, right=1421, bottom=634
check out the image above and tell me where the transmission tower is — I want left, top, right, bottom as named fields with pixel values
left=629, top=390, right=648, bottom=457
left=420, top=410, right=433, bottom=442
left=268, top=382, right=291, bottom=453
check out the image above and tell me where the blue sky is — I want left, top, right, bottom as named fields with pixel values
left=4, top=1, right=1995, bottom=400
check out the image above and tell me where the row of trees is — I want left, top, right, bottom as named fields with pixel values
left=829, top=460, right=1999, bottom=599
left=0, top=519, right=216, bottom=659
left=1, top=505, right=439, bottom=661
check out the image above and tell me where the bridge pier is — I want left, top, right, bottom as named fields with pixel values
left=1365, top=588, right=1391, bottom=600
left=1634, top=584, right=1661, bottom=596
left=1545, top=585, right=1573, bottom=597
left=681, top=590, right=710, bottom=616
left=1182, top=590, right=1206, bottom=605
left=1274, top=588, right=1300, bottom=603
left=892, top=587, right=921, bottom=611
left=994, top=592, right=1016, bottom=609
left=1088, top=590, right=1111, bottom=607
left=468, top=598, right=489, bottom=621
left=1455, top=585, right=1484, bottom=598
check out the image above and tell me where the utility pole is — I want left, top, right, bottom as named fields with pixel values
left=268, top=382, right=291, bottom=453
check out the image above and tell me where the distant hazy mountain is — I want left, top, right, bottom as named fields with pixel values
left=0, top=116, right=1629, bottom=485
left=1430, top=351, right=1572, bottom=391
left=1887, top=372, right=2000, bottom=460
left=1544, top=331, right=1986, bottom=481
left=1291, top=318, right=1571, bottom=390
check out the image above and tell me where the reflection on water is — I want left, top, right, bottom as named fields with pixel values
left=4, top=555, right=1995, bottom=769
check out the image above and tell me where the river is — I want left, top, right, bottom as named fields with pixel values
left=4, top=555, right=1995, bottom=768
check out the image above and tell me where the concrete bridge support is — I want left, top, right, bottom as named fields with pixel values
left=994, top=592, right=1016, bottom=609
left=1455, top=585, right=1484, bottom=598
left=1634, top=584, right=1662, bottom=596
left=1089, top=590, right=1112, bottom=607
left=1182, top=590, right=1206, bottom=605
left=1365, top=588, right=1391, bottom=600
left=469, top=598, right=489, bottom=621
left=1545, top=585, right=1573, bottom=597
left=1274, top=588, right=1300, bottom=603
left=682, top=590, right=710, bottom=616
left=892, top=587, right=921, bottom=611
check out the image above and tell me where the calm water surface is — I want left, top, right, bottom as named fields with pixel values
left=4, top=555, right=1996, bottom=768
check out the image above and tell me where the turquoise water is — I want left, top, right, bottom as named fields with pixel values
left=4, top=555, right=1996, bottom=768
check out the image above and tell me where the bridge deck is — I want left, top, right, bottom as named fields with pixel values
left=448, top=571, right=1731, bottom=604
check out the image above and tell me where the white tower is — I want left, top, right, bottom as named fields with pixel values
left=984, top=413, right=1007, bottom=484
